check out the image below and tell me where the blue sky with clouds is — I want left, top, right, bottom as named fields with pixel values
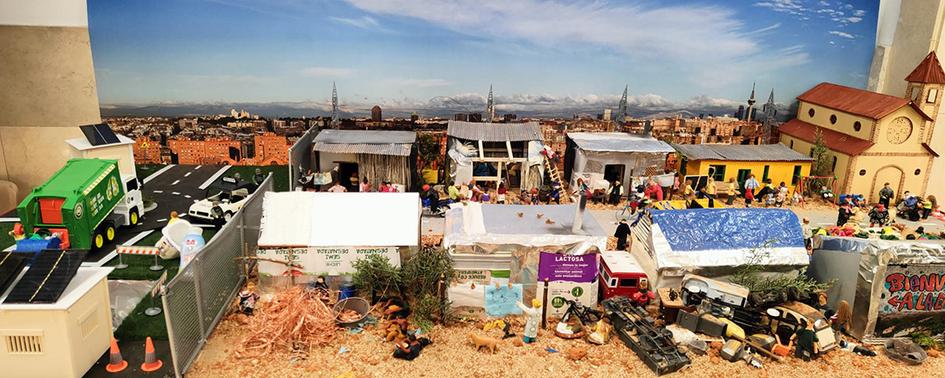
left=89, top=0, right=878, bottom=114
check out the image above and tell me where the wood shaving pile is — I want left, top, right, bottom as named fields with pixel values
left=421, top=234, right=443, bottom=248
left=238, top=286, right=338, bottom=357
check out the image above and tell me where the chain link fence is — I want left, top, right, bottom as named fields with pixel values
left=162, top=174, right=272, bottom=377
left=288, top=127, right=317, bottom=191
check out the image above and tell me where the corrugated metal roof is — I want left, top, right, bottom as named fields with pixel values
left=313, top=142, right=412, bottom=156
left=672, top=143, right=813, bottom=162
left=568, top=132, right=674, bottom=153
left=313, top=129, right=416, bottom=144
left=778, top=119, right=874, bottom=156
left=447, top=120, right=542, bottom=142
left=312, top=129, right=415, bottom=156
left=797, top=82, right=932, bottom=121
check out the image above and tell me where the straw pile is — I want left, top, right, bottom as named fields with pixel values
left=238, top=286, right=338, bottom=357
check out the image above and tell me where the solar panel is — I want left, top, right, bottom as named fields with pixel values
left=0, top=252, right=29, bottom=296
left=79, top=123, right=121, bottom=146
left=4, top=250, right=86, bottom=304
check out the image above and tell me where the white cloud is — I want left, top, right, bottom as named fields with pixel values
left=300, top=66, right=356, bottom=78
left=751, top=22, right=782, bottom=34
left=330, top=15, right=392, bottom=32
left=818, top=1, right=830, bottom=6
left=845, top=17, right=862, bottom=23
left=853, top=9, right=865, bottom=17
left=387, top=78, right=452, bottom=88
left=754, top=0, right=806, bottom=15
left=829, top=30, right=855, bottom=39
left=346, top=0, right=809, bottom=88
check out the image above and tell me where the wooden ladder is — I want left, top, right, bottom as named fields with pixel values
left=544, top=153, right=562, bottom=185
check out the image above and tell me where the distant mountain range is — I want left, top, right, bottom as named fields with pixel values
left=100, top=94, right=797, bottom=121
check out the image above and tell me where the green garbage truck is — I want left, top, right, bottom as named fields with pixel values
left=15, top=158, right=146, bottom=250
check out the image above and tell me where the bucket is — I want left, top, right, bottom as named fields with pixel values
left=333, top=297, right=370, bottom=326
left=339, top=283, right=357, bottom=300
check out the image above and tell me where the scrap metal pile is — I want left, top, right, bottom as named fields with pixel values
left=238, top=287, right=338, bottom=357
left=602, top=296, right=691, bottom=375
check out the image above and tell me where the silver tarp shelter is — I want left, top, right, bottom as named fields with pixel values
left=565, top=132, right=674, bottom=191
left=810, top=236, right=945, bottom=339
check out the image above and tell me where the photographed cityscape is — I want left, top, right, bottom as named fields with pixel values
left=2, top=1, right=945, bottom=378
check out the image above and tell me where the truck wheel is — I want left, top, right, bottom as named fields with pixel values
left=93, top=232, right=105, bottom=249
left=105, top=222, right=117, bottom=242
left=223, top=211, right=233, bottom=222
left=129, top=209, right=140, bottom=226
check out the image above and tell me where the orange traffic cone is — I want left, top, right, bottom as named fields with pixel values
left=140, top=337, right=163, bottom=372
left=105, top=338, right=128, bottom=373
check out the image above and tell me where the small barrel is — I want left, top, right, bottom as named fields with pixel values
left=338, top=282, right=357, bottom=300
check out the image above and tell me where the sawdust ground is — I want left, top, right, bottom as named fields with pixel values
left=190, top=308, right=944, bottom=378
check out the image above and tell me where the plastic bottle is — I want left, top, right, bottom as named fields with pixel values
left=180, top=226, right=206, bottom=268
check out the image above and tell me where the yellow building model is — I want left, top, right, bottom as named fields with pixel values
left=780, top=52, right=943, bottom=202
left=673, top=143, right=812, bottom=190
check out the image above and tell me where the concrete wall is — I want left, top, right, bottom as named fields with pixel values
left=0, top=0, right=100, bottom=201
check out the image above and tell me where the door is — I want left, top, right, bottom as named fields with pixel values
left=604, top=164, right=626, bottom=187
left=871, top=165, right=904, bottom=203
left=736, top=169, right=752, bottom=190
left=337, top=162, right=359, bottom=191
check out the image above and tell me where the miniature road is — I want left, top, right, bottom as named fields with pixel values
left=139, top=165, right=229, bottom=230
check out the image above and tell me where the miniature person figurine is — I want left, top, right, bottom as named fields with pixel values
left=516, top=298, right=542, bottom=344
left=789, top=318, right=820, bottom=361
left=238, top=284, right=260, bottom=315
left=631, top=279, right=655, bottom=306
left=168, top=211, right=180, bottom=225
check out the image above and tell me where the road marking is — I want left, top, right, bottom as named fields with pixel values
left=143, top=164, right=176, bottom=184
left=153, top=190, right=164, bottom=194
left=0, top=217, right=19, bottom=222
left=172, top=192, right=181, bottom=195
left=185, top=195, right=192, bottom=199
left=184, top=171, right=192, bottom=177
left=157, top=218, right=168, bottom=222
left=191, top=224, right=215, bottom=228
left=196, top=165, right=202, bottom=169
left=171, top=180, right=180, bottom=186
left=81, top=229, right=155, bottom=268
left=178, top=214, right=187, bottom=218
left=199, top=165, right=232, bottom=190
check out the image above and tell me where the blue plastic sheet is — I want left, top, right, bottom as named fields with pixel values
left=650, top=208, right=804, bottom=252
left=484, top=284, right=523, bottom=316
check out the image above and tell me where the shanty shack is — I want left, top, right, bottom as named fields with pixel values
left=564, top=132, right=675, bottom=191
left=443, top=202, right=607, bottom=309
left=256, top=191, right=420, bottom=288
left=810, top=236, right=945, bottom=339
left=446, top=121, right=545, bottom=189
left=629, top=208, right=809, bottom=289
left=312, top=129, right=416, bottom=191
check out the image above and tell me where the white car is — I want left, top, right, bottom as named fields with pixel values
left=188, top=177, right=252, bottom=224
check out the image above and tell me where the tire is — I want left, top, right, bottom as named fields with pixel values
left=105, top=222, right=117, bottom=242
left=223, top=211, right=233, bottom=222
left=129, top=208, right=140, bottom=226
left=93, top=232, right=105, bottom=250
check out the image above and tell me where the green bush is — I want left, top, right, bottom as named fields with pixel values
left=351, top=254, right=403, bottom=298
left=401, top=246, right=454, bottom=299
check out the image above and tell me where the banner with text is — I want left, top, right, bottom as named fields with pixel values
left=537, top=252, right=597, bottom=283
left=537, top=281, right=599, bottom=318
left=257, top=246, right=400, bottom=276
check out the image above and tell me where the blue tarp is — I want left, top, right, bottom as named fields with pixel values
left=651, top=208, right=805, bottom=252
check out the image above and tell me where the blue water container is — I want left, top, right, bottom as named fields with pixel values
left=339, top=283, right=357, bottom=300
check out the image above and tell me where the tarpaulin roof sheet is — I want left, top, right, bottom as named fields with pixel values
left=258, top=192, right=420, bottom=248
left=447, top=120, right=542, bottom=142
left=443, top=202, right=607, bottom=251
left=649, top=208, right=809, bottom=269
left=568, top=132, right=674, bottom=153
left=672, top=143, right=813, bottom=162
left=313, top=129, right=416, bottom=156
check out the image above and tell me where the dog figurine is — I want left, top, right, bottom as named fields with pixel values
left=468, top=333, right=499, bottom=354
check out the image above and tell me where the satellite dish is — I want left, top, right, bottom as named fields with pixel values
left=766, top=308, right=781, bottom=317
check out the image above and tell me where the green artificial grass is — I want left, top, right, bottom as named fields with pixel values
left=136, top=164, right=165, bottom=180
left=114, top=290, right=168, bottom=341
left=226, top=165, right=289, bottom=192
left=0, top=222, right=13, bottom=251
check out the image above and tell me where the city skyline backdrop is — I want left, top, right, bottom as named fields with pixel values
left=90, top=0, right=880, bottom=118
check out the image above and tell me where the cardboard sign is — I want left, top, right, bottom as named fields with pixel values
left=454, top=269, right=492, bottom=284
left=537, top=281, right=599, bottom=318
left=880, top=267, right=945, bottom=313
left=257, top=246, right=400, bottom=276
left=538, top=252, right=597, bottom=283
left=484, top=284, right=523, bottom=316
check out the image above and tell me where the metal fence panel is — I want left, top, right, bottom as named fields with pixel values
left=163, top=174, right=272, bottom=377
left=288, top=127, right=317, bottom=191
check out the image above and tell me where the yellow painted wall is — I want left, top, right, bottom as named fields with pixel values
left=683, top=159, right=811, bottom=187
left=796, top=101, right=875, bottom=140
left=872, top=106, right=931, bottom=152
left=780, top=135, right=851, bottom=187
left=846, top=155, right=932, bottom=201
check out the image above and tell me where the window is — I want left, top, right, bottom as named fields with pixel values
left=830, top=114, right=837, bottom=124
left=619, top=278, right=638, bottom=288
left=915, top=169, right=922, bottom=175
left=126, top=179, right=138, bottom=191
left=708, top=164, right=726, bottom=182
left=792, top=165, right=802, bottom=185
left=859, top=169, right=866, bottom=176
left=790, top=140, right=794, bottom=149
left=762, top=165, right=770, bottom=182
left=809, top=148, right=814, bottom=158
left=853, top=121, right=862, bottom=132
left=831, top=156, right=838, bottom=173
left=928, top=88, right=938, bottom=103
left=808, top=108, right=815, bottom=118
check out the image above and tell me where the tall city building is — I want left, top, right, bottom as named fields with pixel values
left=0, top=0, right=100, bottom=203
left=371, top=105, right=382, bottom=122
left=330, top=82, right=340, bottom=127
left=762, top=89, right=777, bottom=143
left=868, top=0, right=945, bottom=199
left=615, top=85, right=629, bottom=124
left=485, top=85, right=495, bottom=123
left=743, top=82, right=757, bottom=121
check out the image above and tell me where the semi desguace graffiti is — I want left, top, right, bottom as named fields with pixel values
left=875, top=266, right=945, bottom=338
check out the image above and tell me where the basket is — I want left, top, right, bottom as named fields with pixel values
left=333, top=297, right=370, bottom=326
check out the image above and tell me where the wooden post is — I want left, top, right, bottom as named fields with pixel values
left=437, top=273, right=445, bottom=320
left=541, top=278, right=549, bottom=329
